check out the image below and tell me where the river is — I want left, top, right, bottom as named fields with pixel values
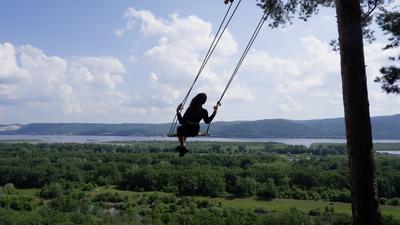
left=1, top=135, right=400, bottom=147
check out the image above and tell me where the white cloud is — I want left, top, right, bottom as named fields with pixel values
left=221, top=84, right=255, bottom=102
left=120, top=8, right=236, bottom=76
left=0, top=42, right=159, bottom=122
left=245, top=35, right=340, bottom=92
left=3, top=7, right=398, bottom=123
left=245, top=49, right=301, bottom=77
left=67, top=56, right=125, bottom=91
left=364, top=42, right=400, bottom=116
left=114, top=8, right=138, bottom=37
left=147, top=72, right=181, bottom=106
left=0, top=43, right=30, bottom=84
left=242, top=35, right=400, bottom=119
left=117, top=7, right=254, bottom=109
left=137, top=10, right=237, bottom=78
left=364, top=42, right=398, bottom=79
left=243, top=36, right=342, bottom=118
left=0, top=43, right=70, bottom=105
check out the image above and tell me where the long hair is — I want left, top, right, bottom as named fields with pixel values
left=189, top=93, right=207, bottom=109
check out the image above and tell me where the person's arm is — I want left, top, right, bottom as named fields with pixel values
left=203, top=105, right=218, bottom=124
left=176, top=104, right=184, bottom=124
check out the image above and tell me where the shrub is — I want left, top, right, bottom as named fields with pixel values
left=0, top=196, right=33, bottom=211
left=93, top=192, right=125, bottom=203
left=257, top=179, right=278, bottom=200
left=232, top=177, right=258, bottom=197
left=3, top=183, right=17, bottom=195
left=388, top=198, right=400, bottom=206
left=39, top=183, right=63, bottom=199
left=309, top=209, right=321, bottom=216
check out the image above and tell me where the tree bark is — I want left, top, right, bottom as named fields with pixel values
left=335, top=0, right=381, bottom=225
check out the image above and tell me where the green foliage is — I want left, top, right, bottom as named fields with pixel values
left=374, top=9, right=400, bottom=94
left=49, top=192, right=87, bottom=213
left=382, top=216, right=400, bottom=225
left=1, top=142, right=399, bottom=201
left=264, top=208, right=313, bottom=225
left=0, top=142, right=400, bottom=224
left=257, top=178, right=278, bottom=199
left=93, top=192, right=125, bottom=203
left=39, top=182, right=63, bottom=199
left=232, top=177, right=258, bottom=197
left=0, top=195, right=34, bottom=211
left=388, top=198, right=400, bottom=206
left=3, top=183, right=17, bottom=195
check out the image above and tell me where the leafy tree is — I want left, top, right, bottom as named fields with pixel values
left=290, top=168, right=321, bottom=188
left=49, top=194, right=81, bottom=212
left=257, top=178, right=278, bottom=199
left=197, top=171, right=226, bottom=197
left=119, top=167, right=158, bottom=191
left=391, top=174, right=400, bottom=197
left=374, top=9, right=400, bottom=94
left=39, top=182, right=63, bottom=199
left=378, top=178, right=395, bottom=198
left=254, top=0, right=392, bottom=223
left=232, top=177, right=258, bottom=197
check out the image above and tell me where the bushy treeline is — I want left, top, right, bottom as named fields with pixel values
left=1, top=190, right=400, bottom=225
left=0, top=142, right=399, bottom=203
left=1, top=142, right=400, bottom=224
left=0, top=143, right=349, bottom=201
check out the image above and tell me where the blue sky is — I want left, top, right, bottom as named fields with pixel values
left=0, top=0, right=399, bottom=124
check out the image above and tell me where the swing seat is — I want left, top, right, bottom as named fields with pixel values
left=167, top=131, right=210, bottom=137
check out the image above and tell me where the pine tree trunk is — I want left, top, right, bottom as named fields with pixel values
left=335, top=0, right=381, bottom=224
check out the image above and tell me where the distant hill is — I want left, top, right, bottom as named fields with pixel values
left=0, top=123, right=169, bottom=136
left=1, top=114, right=399, bottom=139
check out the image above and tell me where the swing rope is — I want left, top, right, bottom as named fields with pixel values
left=206, top=12, right=269, bottom=134
left=168, top=0, right=242, bottom=136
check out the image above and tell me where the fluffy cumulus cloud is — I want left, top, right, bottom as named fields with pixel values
left=2, top=7, right=397, bottom=123
left=242, top=36, right=400, bottom=119
left=115, top=7, right=399, bottom=121
left=0, top=43, right=30, bottom=85
left=243, top=36, right=341, bottom=117
left=0, top=43, right=70, bottom=106
left=0, top=8, right=251, bottom=123
left=116, top=7, right=253, bottom=107
left=0, top=42, right=152, bottom=122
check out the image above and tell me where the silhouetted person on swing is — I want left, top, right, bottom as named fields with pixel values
left=176, top=93, right=218, bottom=157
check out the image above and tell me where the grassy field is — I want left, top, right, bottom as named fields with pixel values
left=18, top=187, right=399, bottom=218
left=204, top=197, right=400, bottom=217
left=95, top=187, right=400, bottom=218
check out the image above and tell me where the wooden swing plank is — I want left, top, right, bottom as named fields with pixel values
left=167, top=132, right=210, bottom=137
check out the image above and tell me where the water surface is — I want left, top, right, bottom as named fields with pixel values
left=1, top=135, right=400, bottom=147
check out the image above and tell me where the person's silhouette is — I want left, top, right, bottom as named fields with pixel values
left=175, top=93, right=218, bottom=157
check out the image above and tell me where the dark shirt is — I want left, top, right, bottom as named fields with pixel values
left=177, top=107, right=215, bottom=125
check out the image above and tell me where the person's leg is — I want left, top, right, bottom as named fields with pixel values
left=178, top=136, right=189, bottom=157
left=176, top=126, right=185, bottom=152
left=178, top=136, right=185, bottom=148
